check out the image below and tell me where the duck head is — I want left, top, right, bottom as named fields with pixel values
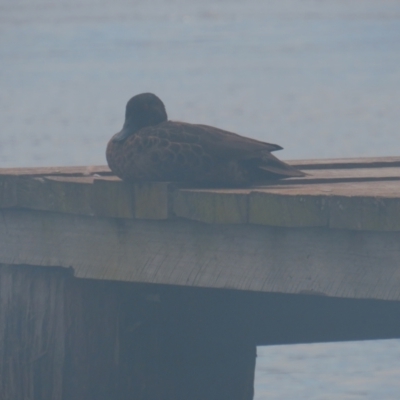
left=112, top=93, right=168, bottom=142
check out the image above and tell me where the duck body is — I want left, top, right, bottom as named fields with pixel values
left=106, top=93, right=305, bottom=186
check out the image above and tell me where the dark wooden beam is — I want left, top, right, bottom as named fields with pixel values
left=0, top=265, right=256, bottom=400
left=1, top=209, right=400, bottom=301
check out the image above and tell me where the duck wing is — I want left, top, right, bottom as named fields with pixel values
left=161, top=121, right=283, bottom=157
left=121, top=121, right=304, bottom=182
left=150, top=121, right=305, bottom=178
left=163, top=122, right=304, bottom=177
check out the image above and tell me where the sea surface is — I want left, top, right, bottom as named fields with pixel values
left=1, top=0, right=400, bottom=398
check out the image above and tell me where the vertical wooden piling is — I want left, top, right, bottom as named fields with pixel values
left=0, top=264, right=256, bottom=400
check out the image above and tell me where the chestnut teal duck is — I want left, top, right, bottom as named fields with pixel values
left=106, top=93, right=305, bottom=186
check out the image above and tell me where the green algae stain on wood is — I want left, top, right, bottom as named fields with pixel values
left=249, top=192, right=329, bottom=227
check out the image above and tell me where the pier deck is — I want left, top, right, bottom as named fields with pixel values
left=2, top=157, right=400, bottom=400
left=1, top=157, right=400, bottom=300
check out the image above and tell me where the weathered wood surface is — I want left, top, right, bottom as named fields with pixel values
left=1, top=157, right=400, bottom=230
left=0, top=265, right=66, bottom=400
left=3, top=157, right=400, bottom=400
left=289, top=156, right=400, bottom=169
left=1, top=209, right=400, bottom=301
left=1, top=157, right=400, bottom=300
left=0, top=264, right=256, bottom=400
left=0, top=165, right=110, bottom=177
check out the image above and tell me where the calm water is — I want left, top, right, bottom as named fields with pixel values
left=255, top=340, right=400, bottom=400
left=1, top=0, right=400, bottom=397
left=1, top=0, right=400, bottom=167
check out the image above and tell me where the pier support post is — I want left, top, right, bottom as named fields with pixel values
left=0, top=265, right=256, bottom=400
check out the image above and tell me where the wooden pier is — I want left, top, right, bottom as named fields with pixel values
left=1, top=157, right=400, bottom=399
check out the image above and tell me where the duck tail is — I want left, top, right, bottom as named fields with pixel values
left=266, top=143, right=284, bottom=152
left=257, top=154, right=306, bottom=178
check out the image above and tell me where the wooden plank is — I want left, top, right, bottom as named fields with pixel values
left=277, top=167, right=400, bottom=185
left=252, top=180, right=400, bottom=197
left=1, top=156, right=399, bottom=178
left=1, top=175, right=400, bottom=229
left=133, top=182, right=171, bottom=220
left=0, top=176, right=17, bottom=207
left=1, top=158, right=400, bottom=230
left=0, top=165, right=111, bottom=177
left=288, top=156, right=400, bottom=170
left=0, top=174, right=135, bottom=219
left=1, top=209, right=400, bottom=301
left=17, top=176, right=95, bottom=216
left=173, top=189, right=249, bottom=224
left=172, top=181, right=400, bottom=229
left=63, top=277, right=125, bottom=400
left=0, top=265, right=66, bottom=400
left=92, top=176, right=135, bottom=219
left=329, top=196, right=400, bottom=231
left=249, top=182, right=400, bottom=230
left=249, top=192, right=328, bottom=227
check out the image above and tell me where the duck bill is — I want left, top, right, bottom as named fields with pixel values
left=111, top=127, right=131, bottom=142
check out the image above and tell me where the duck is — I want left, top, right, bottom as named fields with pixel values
left=106, top=93, right=305, bottom=186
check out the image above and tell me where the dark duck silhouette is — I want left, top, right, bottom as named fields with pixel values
left=106, top=93, right=305, bottom=186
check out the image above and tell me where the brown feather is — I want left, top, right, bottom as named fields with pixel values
left=106, top=93, right=305, bottom=186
